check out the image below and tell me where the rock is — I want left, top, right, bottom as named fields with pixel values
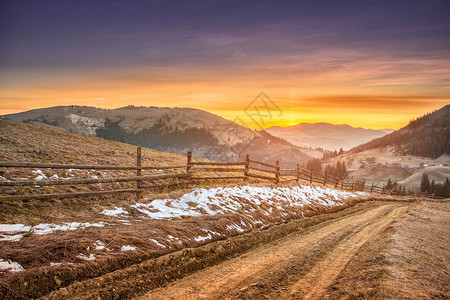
left=59, top=287, right=69, bottom=296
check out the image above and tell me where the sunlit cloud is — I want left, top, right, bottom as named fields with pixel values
left=0, top=0, right=449, bottom=129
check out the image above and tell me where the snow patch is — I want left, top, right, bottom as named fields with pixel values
left=123, top=185, right=366, bottom=221
left=0, top=222, right=107, bottom=242
left=101, top=207, right=129, bottom=217
left=77, top=253, right=96, bottom=261
left=121, top=245, right=136, bottom=251
left=149, top=239, right=167, bottom=248
left=0, top=259, right=24, bottom=272
left=194, top=233, right=212, bottom=242
left=94, top=240, right=105, bottom=250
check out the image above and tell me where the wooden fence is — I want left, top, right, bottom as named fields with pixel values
left=0, top=147, right=435, bottom=201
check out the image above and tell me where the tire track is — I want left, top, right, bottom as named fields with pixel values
left=140, top=202, right=412, bottom=299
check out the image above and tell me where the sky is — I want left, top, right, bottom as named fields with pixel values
left=1, top=0, right=449, bottom=129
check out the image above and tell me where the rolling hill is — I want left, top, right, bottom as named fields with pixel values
left=1, top=105, right=312, bottom=166
left=349, top=104, right=450, bottom=158
left=265, top=122, right=393, bottom=151
left=323, top=105, right=450, bottom=190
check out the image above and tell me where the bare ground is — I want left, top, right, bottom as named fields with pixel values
left=138, top=200, right=449, bottom=300
left=5, top=200, right=407, bottom=299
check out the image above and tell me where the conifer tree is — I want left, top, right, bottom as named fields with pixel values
left=420, top=173, right=431, bottom=193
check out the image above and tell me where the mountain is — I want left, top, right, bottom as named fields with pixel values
left=349, top=104, right=450, bottom=158
left=1, top=105, right=312, bottom=165
left=265, top=122, right=393, bottom=151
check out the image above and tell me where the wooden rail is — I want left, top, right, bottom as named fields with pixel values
left=0, top=147, right=431, bottom=201
left=0, top=161, right=188, bottom=170
left=0, top=189, right=143, bottom=201
left=0, top=173, right=191, bottom=187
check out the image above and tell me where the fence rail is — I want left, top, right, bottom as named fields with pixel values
left=0, top=147, right=437, bottom=201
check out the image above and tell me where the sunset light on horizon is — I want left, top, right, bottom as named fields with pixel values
left=1, top=0, right=449, bottom=130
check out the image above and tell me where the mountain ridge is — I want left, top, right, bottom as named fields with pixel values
left=1, top=105, right=313, bottom=166
left=264, top=122, right=394, bottom=151
left=348, top=104, right=450, bottom=158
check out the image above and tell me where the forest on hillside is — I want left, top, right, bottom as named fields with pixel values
left=96, top=118, right=219, bottom=151
left=350, top=105, right=450, bottom=158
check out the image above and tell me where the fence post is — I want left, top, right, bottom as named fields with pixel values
left=341, top=180, right=344, bottom=190
left=382, top=186, right=385, bottom=194
left=244, top=154, right=249, bottom=183
left=309, top=167, right=313, bottom=184
left=361, top=180, right=365, bottom=192
left=370, top=182, right=374, bottom=193
left=275, top=160, right=280, bottom=185
left=351, top=181, right=355, bottom=192
left=136, top=146, right=142, bottom=189
left=323, top=170, right=327, bottom=186
left=296, top=163, right=300, bottom=184
left=186, top=151, right=192, bottom=173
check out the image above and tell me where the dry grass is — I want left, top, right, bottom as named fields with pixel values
left=0, top=201, right=397, bottom=299
left=324, top=199, right=450, bottom=299
left=0, top=119, right=418, bottom=299
left=0, top=120, right=253, bottom=224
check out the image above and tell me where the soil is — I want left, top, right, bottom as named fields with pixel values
left=5, top=199, right=447, bottom=299
left=139, top=202, right=414, bottom=299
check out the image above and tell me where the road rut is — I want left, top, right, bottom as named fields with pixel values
left=140, top=202, right=412, bottom=300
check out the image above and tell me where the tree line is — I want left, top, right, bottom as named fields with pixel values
left=303, top=159, right=348, bottom=180
left=420, top=173, right=449, bottom=197
left=350, top=105, right=450, bottom=158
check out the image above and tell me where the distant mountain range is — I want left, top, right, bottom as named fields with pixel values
left=1, top=105, right=312, bottom=165
left=265, top=123, right=394, bottom=151
left=349, top=104, right=450, bottom=158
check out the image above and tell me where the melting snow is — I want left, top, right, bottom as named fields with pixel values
left=126, top=185, right=366, bottom=220
left=101, top=207, right=129, bottom=217
left=121, top=245, right=136, bottom=251
left=32, top=169, right=46, bottom=180
left=194, top=233, right=213, bottom=242
left=94, top=240, right=105, bottom=250
left=0, top=259, right=24, bottom=272
left=0, top=224, right=31, bottom=233
left=149, top=239, right=167, bottom=248
left=31, top=222, right=107, bottom=235
left=0, top=222, right=107, bottom=242
left=77, top=253, right=96, bottom=261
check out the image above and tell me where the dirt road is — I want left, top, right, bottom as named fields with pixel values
left=140, top=202, right=413, bottom=300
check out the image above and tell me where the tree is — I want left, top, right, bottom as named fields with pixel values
left=339, top=161, right=347, bottom=179
left=420, top=173, right=431, bottom=193
left=386, top=178, right=393, bottom=190
left=306, top=158, right=322, bottom=173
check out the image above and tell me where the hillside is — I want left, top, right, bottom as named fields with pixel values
left=0, top=119, right=185, bottom=167
left=0, top=119, right=389, bottom=299
left=324, top=147, right=449, bottom=190
left=1, top=105, right=312, bottom=165
left=265, top=122, right=393, bottom=151
left=349, top=104, right=450, bottom=158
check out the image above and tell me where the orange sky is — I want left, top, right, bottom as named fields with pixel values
left=1, top=64, right=449, bottom=130
left=1, top=1, right=449, bottom=130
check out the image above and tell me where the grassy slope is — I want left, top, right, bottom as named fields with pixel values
left=0, top=119, right=190, bottom=224
left=0, top=119, right=186, bottom=166
left=0, top=119, right=404, bottom=300
left=397, top=166, right=449, bottom=190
